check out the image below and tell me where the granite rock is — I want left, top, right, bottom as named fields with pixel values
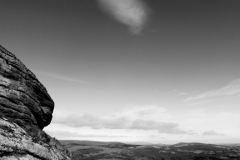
left=0, top=117, right=71, bottom=160
left=0, top=45, right=53, bottom=130
left=0, top=45, right=72, bottom=159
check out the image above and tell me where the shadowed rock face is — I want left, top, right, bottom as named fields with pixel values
left=0, top=45, right=53, bottom=130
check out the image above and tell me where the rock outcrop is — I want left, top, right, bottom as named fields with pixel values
left=0, top=45, right=71, bottom=159
left=0, top=117, right=71, bottom=160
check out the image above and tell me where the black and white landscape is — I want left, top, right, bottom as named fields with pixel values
left=1, top=0, right=240, bottom=159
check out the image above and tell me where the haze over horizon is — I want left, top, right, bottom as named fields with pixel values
left=1, top=0, right=240, bottom=144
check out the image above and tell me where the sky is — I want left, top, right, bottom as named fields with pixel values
left=1, top=0, right=240, bottom=144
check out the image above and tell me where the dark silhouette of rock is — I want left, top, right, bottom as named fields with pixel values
left=0, top=45, right=71, bottom=159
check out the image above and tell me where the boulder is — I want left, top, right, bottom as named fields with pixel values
left=0, top=45, right=71, bottom=159
left=0, top=45, right=53, bottom=130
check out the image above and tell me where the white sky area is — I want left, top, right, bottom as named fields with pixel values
left=1, top=0, right=240, bottom=144
left=38, top=0, right=240, bottom=144
left=43, top=76, right=240, bottom=144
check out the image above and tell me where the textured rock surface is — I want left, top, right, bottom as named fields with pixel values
left=0, top=45, right=72, bottom=159
left=0, top=117, right=71, bottom=160
left=0, top=45, right=53, bottom=130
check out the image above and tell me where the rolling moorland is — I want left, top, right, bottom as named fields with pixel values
left=60, top=140, right=240, bottom=160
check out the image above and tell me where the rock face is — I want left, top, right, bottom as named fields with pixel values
left=0, top=45, right=53, bottom=130
left=0, top=117, right=71, bottom=160
left=0, top=45, right=71, bottom=159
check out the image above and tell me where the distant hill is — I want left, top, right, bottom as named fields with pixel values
left=172, top=142, right=209, bottom=147
left=60, top=140, right=168, bottom=147
left=60, top=140, right=111, bottom=146
left=124, top=142, right=154, bottom=146
left=59, top=140, right=140, bottom=152
left=171, top=142, right=229, bottom=151
left=219, top=143, right=240, bottom=146
left=59, top=140, right=240, bottom=160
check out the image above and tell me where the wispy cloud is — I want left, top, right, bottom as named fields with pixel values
left=179, top=92, right=187, bottom=96
left=53, top=113, right=188, bottom=134
left=203, top=130, right=224, bottom=136
left=45, top=130, right=129, bottom=138
left=35, top=71, right=92, bottom=85
left=130, top=119, right=188, bottom=134
left=115, top=105, right=168, bottom=118
left=173, top=89, right=187, bottom=96
left=98, top=0, right=149, bottom=34
left=185, top=79, right=240, bottom=101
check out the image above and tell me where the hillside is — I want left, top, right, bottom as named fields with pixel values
left=61, top=140, right=240, bottom=160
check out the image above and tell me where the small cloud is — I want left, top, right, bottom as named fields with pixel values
left=117, top=105, right=168, bottom=117
left=203, top=130, right=224, bottom=136
left=53, top=113, right=189, bottom=134
left=185, top=100, right=210, bottom=106
left=173, top=89, right=187, bottom=96
left=179, top=92, right=187, bottom=96
left=130, top=119, right=187, bottom=134
left=98, top=0, right=150, bottom=34
left=54, top=113, right=129, bottom=129
left=45, top=130, right=129, bottom=139
left=185, top=79, right=240, bottom=101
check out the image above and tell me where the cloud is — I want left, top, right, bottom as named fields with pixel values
left=45, top=130, right=128, bottom=138
left=116, top=105, right=168, bottom=118
left=179, top=92, right=187, bottom=96
left=53, top=113, right=188, bottom=134
left=98, top=0, right=149, bottom=34
left=185, top=79, right=240, bottom=101
left=35, top=71, right=92, bottom=85
left=173, top=89, right=187, bottom=96
left=130, top=119, right=188, bottom=134
left=203, top=130, right=225, bottom=136
left=54, top=113, right=128, bottom=129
